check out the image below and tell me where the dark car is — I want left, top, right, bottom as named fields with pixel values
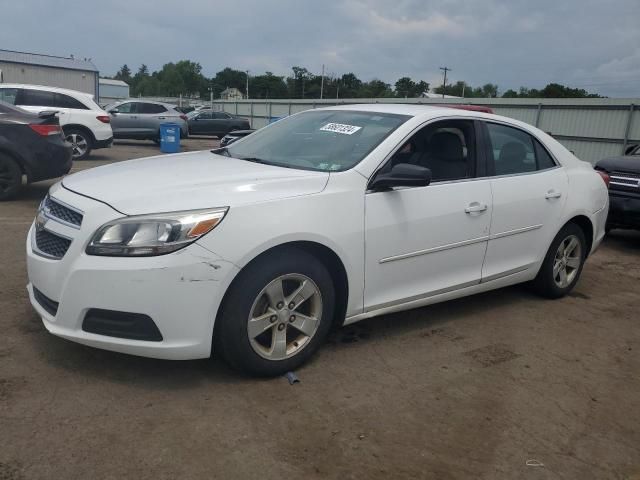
left=0, top=101, right=72, bottom=200
left=220, top=129, right=255, bottom=147
left=188, top=111, right=250, bottom=138
left=595, top=144, right=640, bottom=232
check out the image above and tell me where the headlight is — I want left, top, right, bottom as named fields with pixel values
left=86, top=207, right=228, bottom=256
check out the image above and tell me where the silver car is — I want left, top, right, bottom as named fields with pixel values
left=106, top=100, right=189, bottom=142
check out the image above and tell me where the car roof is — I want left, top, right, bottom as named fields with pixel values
left=0, top=83, right=94, bottom=99
left=317, top=103, right=538, bottom=131
left=114, top=99, right=177, bottom=108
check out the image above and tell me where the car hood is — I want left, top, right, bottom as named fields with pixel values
left=596, top=156, right=640, bottom=173
left=62, top=150, right=329, bottom=215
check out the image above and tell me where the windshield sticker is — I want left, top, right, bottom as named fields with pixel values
left=319, top=123, right=362, bottom=135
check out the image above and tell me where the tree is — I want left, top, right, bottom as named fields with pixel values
left=395, top=77, right=416, bottom=98
left=250, top=72, right=288, bottom=99
left=114, top=64, right=131, bottom=83
left=212, top=68, right=248, bottom=97
left=361, top=79, right=393, bottom=98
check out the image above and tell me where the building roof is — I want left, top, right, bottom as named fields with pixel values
left=0, top=49, right=98, bottom=72
left=99, top=78, right=129, bottom=87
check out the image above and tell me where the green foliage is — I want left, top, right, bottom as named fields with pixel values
left=112, top=61, right=603, bottom=100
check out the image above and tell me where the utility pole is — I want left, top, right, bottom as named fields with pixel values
left=245, top=70, right=250, bottom=99
left=439, top=66, right=451, bottom=98
left=320, top=64, right=325, bottom=99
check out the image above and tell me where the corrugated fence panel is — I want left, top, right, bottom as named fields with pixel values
left=559, top=139, right=622, bottom=163
left=539, top=108, right=628, bottom=140
left=490, top=106, right=538, bottom=125
left=627, top=109, right=640, bottom=142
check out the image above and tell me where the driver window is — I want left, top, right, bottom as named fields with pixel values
left=385, top=120, right=476, bottom=182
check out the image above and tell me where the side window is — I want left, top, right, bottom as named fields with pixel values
left=55, top=93, right=88, bottom=110
left=0, top=88, right=18, bottom=105
left=20, top=89, right=57, bottom=107
left=486, top=123, right=556, bottom=175
left=631, top=145, right=640, bottom=156
left=139, top=103, right=167, bottom=114
left=115, top=102, right=135, bottom=113
left=534, top=140, right=557, bottom=170
left=198, top=112, right=213, bottom=120
left=386, top=120, right=476, bottom=182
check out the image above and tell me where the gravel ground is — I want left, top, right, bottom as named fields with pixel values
left=0, top=138, right=639, bottom=479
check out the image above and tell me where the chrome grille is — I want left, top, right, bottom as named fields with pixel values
left=45, top=196, right=83, bottom=227
left=35, top=229, right=72, bottom=259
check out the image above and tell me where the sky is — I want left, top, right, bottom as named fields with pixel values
left=1, top=0, right=639, bottom=97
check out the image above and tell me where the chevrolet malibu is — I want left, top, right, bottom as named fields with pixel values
left=26, top=105, right=609, bottom=376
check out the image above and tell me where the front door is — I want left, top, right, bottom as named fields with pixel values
left=364, top=119, right=493, bottom=311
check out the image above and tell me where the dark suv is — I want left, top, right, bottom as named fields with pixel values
left=595, top=144, right=640, bottom=231
left=0, top=101, right=72, bottom=200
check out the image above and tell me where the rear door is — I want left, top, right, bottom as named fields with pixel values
left=480, top=121, right=568, bottom=281
left=137, top=103, right=168, bottom=137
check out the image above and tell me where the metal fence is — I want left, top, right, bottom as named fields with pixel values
left=205, top=97, right=640, bottom=164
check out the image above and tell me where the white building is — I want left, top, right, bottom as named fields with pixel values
left=0, top=49, right=99, bottom=99
left=99, top=78, right=130, bottom=106
left=220, top=87, right=244, bottom=100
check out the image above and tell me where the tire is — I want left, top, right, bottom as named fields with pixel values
left=0, top=153, right=22, bottom=201
left=64, top=128, right=92, bottom=160
left=215, top=248, right=335, bottom=376
left=532, top=223, right=587, bottom=299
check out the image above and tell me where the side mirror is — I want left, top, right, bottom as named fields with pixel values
left=109, top=108, right=119, bottom=115
left=370, top=163, right=432, bottom=190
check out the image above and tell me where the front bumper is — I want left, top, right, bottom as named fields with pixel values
left=607, top=193, right=640, bottom=229
left=26, top=186, right=239, bottom=360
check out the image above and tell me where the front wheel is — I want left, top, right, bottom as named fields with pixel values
left=64, top=129, right=92, bottom=160
left=533, top=223, right=587, bottom=298
left=215, top=249, right=335, bottom=376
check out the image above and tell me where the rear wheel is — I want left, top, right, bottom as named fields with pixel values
left=64, top=128, right=92, bottom=160
left=0, top=153, right=22, bottom=201
left=215, top=249, right=335, bottom=376
left=533, top=223, right=587, bottom=298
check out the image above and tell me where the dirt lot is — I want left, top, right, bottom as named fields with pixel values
left=1, top=138, right=639, bottom=479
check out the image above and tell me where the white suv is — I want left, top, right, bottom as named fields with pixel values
left=0, top=84, right=113, bottom=160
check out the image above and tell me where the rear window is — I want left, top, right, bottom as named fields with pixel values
left=20, top=89, right=57, bottom=107
left=139, top=103, right=167, bottom=114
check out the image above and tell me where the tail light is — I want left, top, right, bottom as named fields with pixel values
left=596, top=170, right=610, bottom=188
left=29, top=124, right=62, bottom=136
left=179, top=114, right=188, bottom=121
left=96, top=115, right=110, bottom=123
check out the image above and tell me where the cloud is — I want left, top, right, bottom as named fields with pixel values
left=0, top=0, right=638, bottom=96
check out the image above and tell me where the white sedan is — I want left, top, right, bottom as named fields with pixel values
left=26, top=105, right=609, bottom=375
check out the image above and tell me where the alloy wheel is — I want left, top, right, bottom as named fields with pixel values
left=552, top=234, right=582, bottom=288
left=66, top=133, right=88, bottom=159
left=247, top=274, right=323, bottom=361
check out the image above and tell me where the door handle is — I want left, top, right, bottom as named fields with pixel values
left=545, top=190, right=562, bottom=200
left=158, top=117, right=166, bottom=120
left=465, top=202, right=488, bottom=214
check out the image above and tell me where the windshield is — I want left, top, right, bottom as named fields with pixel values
left=225, top=110, right=410, bottom=172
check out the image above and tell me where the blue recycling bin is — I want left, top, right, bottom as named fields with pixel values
left=160, top=123, right=181, bottom=153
